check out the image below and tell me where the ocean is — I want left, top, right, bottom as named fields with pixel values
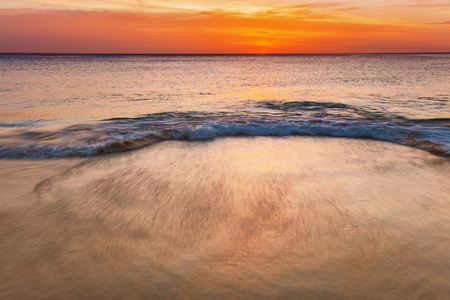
left=0, top=54, right=449, bottom=299
left=0, top=53, right=449, bottom=157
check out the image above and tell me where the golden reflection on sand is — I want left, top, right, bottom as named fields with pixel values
left=0, top=137, right=449, bottom=299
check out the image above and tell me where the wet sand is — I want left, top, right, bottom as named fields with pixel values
left=0, top=158, right=83, bottom=210
left=0, top=137, right=449, bottom=299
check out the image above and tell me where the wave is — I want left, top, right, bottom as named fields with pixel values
left=0, top=113, right=449, bottom=158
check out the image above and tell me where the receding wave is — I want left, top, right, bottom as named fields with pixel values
left=0, top=111, right=449, bottom=158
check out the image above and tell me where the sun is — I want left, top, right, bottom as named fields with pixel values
left=250, top=40, right=274, bottom=54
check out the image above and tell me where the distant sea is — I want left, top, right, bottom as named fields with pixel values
left=0, top=53, right=449, bottom=158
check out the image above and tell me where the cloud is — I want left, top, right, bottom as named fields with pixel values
left=383, top=3, right=450, bottom=9
left=333, top=7, right=361, bottom=12
left=428, top=20, right=450, bottom=25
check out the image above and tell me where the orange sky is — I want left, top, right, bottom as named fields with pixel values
left=1, top=0, right=449, bottom=53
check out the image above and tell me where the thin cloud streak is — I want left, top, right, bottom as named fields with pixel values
left=428, top=20, right=450, bottom=25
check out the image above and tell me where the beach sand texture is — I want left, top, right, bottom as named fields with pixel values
left=1, top=137, right=449, bottom=299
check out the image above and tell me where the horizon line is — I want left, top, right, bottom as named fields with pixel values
left=1, top=52, right=450, bottom=56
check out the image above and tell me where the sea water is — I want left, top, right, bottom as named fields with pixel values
left=0, top=53, right=449, bottom=157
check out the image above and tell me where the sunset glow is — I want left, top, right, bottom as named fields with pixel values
left=1, top=0, right=450, bottom=53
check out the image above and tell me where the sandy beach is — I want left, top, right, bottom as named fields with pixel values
left=1, top=137, right=449, bottom=299
left=0, top=158, right=83, bottom=210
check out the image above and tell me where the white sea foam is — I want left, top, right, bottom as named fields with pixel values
left=0, top=117, right=448, bottom=158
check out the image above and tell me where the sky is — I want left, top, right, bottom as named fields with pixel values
left=1, top=0, right=449, bottom=53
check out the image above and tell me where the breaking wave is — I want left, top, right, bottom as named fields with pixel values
left=0, top=122, right=450, bottom=159
left=0, top=101, right=449, bottom=158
